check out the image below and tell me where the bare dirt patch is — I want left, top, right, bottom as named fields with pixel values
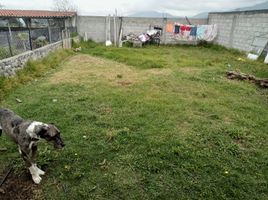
left=0, top=169, right=41, bottom=200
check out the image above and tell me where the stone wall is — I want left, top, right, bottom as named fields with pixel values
left=208, top=10, right=268, bottom=52
left=0, top=41, right=62, bottom=77
left=77, top=16, right=208, bottom=44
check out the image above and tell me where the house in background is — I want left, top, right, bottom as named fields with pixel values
left=0, top=9, right=77, bottom=58
left=0, top=9, right=76, bottom=30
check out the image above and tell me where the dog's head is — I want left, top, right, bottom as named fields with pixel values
left=37, top=124, right=65, bottom=149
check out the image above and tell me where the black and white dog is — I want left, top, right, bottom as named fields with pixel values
left=0, top=108, right=64, bottom=184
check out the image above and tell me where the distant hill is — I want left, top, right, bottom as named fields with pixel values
left=192, top=12, right=209, bottom=18
left=193, top=1, right=268, bottom=18
left=128, top=11, right=176, bottom=18
left=234, top=1, right=268, bottom=11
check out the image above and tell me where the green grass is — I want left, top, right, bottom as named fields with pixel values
left=0, top=42, right=268, bottom=200
left=0, top=49, right=74, bottom=101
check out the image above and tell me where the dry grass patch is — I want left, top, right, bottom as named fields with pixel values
left=49, top=55, right=147, bottom=86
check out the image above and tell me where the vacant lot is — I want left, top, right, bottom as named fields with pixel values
left=0, top=43, right=267, bottom=200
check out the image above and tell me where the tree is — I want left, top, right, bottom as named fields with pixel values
left=53, top=0, right=77, bottom=12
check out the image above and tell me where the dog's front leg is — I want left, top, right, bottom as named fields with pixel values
left=20, top=145, right=44, bottom=184
left=30, top=144, right=45, bottom=176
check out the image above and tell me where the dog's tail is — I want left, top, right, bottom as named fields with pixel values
left=0, top=125, right=2, bottom=136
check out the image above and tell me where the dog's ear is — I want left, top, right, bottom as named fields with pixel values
left=37, top=125, right=49, bottom=138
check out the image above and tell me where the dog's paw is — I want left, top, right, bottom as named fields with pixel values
left=36, top=167, right=45, bottom=176
left=32, top=175, right=42, bottom=184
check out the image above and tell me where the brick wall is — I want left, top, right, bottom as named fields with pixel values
left=0, top=41, right=62, bottom=77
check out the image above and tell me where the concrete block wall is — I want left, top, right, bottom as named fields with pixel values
left=77, top=16, right=208, bottom=44
left=209, top=10, right=268, bottom=52
left=0, top=41, right=62, bottom=77
left=77, top=16, right=106, bottom=42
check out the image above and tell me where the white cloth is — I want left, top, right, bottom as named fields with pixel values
left=265, top=53, right=268, bottom=64
left=247, top=53, right=258, bottom=60
left=197, top=25, right=218, bottom=42
left=138, top=34, right=149, bottom=42
left=146, top=30, right=158, bottom=36
left=105, top=40, right=112, bottom=46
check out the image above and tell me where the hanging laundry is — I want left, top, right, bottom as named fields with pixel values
left=204, top=24, right=218, bottom=42
left=197, top=25, right=217, bottom=41
left=190, top=26, right=197, bottom=36
left=196, top=26, right=206, bottom=40
left=171, top=23, right=217, bottom=42
left=180, top=25, right=191, bottom=33
left=174, top=25, right=180, bottom=34
left=166, top=23, right=174, bottom=33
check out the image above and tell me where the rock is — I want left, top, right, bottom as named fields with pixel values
left=15, top=98, right=22, bottom=103
left=0, top=188, right=5, bottom=194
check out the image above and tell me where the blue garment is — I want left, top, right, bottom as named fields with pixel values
left=174, top=25, right=180, bottom=34
left=190, top=26, right=197, bottom=36
left=197, top=26, right=206, bottom=38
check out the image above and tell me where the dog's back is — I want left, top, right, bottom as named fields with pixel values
left=0, top=108, right=23, bottom=139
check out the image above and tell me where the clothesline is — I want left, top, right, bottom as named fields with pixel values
left=166, top=23, right=218, bottom=42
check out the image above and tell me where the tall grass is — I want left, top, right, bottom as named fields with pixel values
left=0, top=49, right=73, bottom=101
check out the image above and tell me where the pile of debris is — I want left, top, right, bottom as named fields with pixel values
left=122, top=29, right=161, bottom=47
left=226, top=71, right=268, bottom=88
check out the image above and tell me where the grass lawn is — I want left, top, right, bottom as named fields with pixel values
left=0, top=42, right=268, bottom=199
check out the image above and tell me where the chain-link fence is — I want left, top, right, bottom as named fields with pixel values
left=0, top=27, right=77, bottom=60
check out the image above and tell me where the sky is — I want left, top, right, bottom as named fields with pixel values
left=0, top=0, right=267, bottom=16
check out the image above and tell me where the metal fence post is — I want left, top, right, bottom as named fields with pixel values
left=6, top=31, right=13, bottom=57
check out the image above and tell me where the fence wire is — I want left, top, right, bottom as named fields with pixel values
left=0, top=27, right=77, bottom=60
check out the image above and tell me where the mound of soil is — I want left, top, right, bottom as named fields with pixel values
left=0, top=169, right=41, bottom=200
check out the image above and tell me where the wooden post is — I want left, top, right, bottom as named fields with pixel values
left=6, top=31, right=13, bottom=56
left=26, top=18, right=33, bottom=50
left=113, top=9, right=117, bottom=46
left=118, top=17, right=123, bottom=48
left=62, top=30, right=65, bottom=48
left=7, top=23, right=13, bottom=43
left=105, top=16, right=108, bottom=42
left=108, top=15, right=111, bottom=41
left=48, top=27, right=52, bottom=43
left=163, top=17, right=167, bottom=45
left=68, top=30, right=71, bottom=48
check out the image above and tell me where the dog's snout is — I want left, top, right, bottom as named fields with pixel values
left=54, top=137, right=65, bottom=149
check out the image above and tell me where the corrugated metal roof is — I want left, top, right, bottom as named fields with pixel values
left=0, top=9, right=76, bottom=18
